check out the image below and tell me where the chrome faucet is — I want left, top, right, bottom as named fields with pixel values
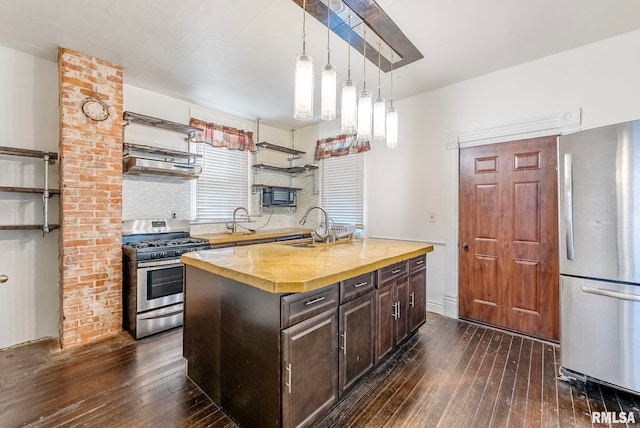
left=227, top=207, right=252, bottom=233
left=299, top=206, right=333, bottom=243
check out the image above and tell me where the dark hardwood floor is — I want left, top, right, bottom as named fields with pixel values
left=1, top=313, right=638, bottom=427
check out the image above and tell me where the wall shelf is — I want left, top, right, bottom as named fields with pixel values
left=252, top=184, right=302, bottom=191
left=0, top=145, right=59, bottom=233
left=124, top=142, right=201, bottom=164
left=0, top=186, right=60, bottom=194
left=253, top=163, right=318, bottom=175
left=0, top=225, right=60, bottom=231
left=123, top=111, right=201, bottom=136
left=256, top=142, right=305, bottom=156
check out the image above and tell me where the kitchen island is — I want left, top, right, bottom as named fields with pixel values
left=181, top=238, right=434, bottom=428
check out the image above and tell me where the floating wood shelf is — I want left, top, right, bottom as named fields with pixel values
left=123, top=111, right=201, bottom=135
left=253, top=163, right=318, bottom=174
left=0, top=186, right=60, bottom=194
left=256, top=142, right=305, bottom=156
left=0, top=225, right=60, bottom=231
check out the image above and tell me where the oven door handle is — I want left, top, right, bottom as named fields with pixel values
left=138, top=309, right=183, bottom=320
left=137, top=259, right=183, bottom=268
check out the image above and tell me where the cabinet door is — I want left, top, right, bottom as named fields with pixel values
left=394, top=278, right=409, bottom=345
left=409, top=269, right=427, bottom=333
left=375, top=282, right=395, bottom=363
left=282, top=310, right=339, bottom=428
left=339, top=292, right=375, bottom=394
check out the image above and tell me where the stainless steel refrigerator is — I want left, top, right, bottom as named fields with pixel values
left=558, top=120, right=640, bottom=393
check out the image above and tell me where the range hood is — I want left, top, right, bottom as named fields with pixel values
left=123, top=142, right=202, bottom=180
left=123, top=156, right=202, bottom=179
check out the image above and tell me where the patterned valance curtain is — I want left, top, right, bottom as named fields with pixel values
left=189, top=118, right=256, bottom=152
left=314, top=134, right=370, bottom=161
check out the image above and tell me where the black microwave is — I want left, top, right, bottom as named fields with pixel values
left=262, top=187, right=296, bottom=207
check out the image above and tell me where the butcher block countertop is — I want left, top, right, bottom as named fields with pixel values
left=191, top=227, right=312, bottom=245
left=181, top=238, right=434, bottom=294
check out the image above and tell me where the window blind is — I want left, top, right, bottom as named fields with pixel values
left=195, top=144, right=249, bottom=221
left=321, top=154, right=364, bottom=227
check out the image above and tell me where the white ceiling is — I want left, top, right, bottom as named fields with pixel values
left=1, top=0, right=640, bottom=130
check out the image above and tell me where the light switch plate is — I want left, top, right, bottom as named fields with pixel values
left=428, top=213, right=436, bottom=223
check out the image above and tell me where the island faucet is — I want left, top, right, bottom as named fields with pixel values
left=227, top=207, right=252, bottom=233
left=299, top=206, right=333, bottom=243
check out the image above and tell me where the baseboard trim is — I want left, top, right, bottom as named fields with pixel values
left=426, top=300, right=444, bottom=316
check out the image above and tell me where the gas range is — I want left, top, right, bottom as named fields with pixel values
left=122, top=220, right=211, bottom=262
left=122, top=219, right=211, bottom=339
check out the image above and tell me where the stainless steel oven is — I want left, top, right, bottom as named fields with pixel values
left=136, top=259, right=184, bottom=312
left=122, top=219, right=210, bottom=339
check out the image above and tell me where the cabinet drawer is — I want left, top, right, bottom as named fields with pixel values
left=340, top=271, right=376, bottom=303
left=409, top=255, right=426, bottom=273
left=377, top=261, right=408, bottom=286
left=281, top=284, right=338, bottom=328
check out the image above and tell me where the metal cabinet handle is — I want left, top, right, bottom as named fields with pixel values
left=393, top=301, right=401, bottom=319
left=409, top=292, right=415, bottom=308
left=0, top=275, right=8, bottom=284
left=564, top=153, right=575, bottom=260
left=305, top=296, right=326, bottom=306
left=416, top=259, right=424, bottom=265
left=462, top=242, right=469, bottom=249
left=582, top=287, right=640, bottom=303
left=353, top=281, right=367, bottom=288
left=391, top=269, right=402, bottom=274
left=340, top=332, right=347, bottom=355
left=285, top=363, right=292, bottom=394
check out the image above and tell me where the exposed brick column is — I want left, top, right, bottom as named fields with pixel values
left=58, top=48, right=123, bottom=348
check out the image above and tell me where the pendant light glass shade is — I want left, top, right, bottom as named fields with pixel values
left=294, top=53, right=314, bottom=121
left=341, top=80, right=357, bottom=134
left=357, top=89, right=373, bottom=142
left=386, top=105, right=398, bottom=149
left=321, top=64, right=336, bottom=121
left=373, top=97, right=386, bottom=140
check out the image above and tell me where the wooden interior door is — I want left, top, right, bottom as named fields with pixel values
left=459, top=136, right=559, bottom=341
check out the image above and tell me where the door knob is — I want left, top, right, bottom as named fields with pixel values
left=0, top=275, right=8, bottom=284
left=462, top=242, right=469, bottom=250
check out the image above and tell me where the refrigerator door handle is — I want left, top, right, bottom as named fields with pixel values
left=582, top=286, right=640, bottom=303
left=564, top=153, right=575, bottom=260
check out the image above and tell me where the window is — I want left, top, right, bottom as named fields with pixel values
left=321, top=154, right=365, bottom=227
left=194, top=142, right=249, bottom=222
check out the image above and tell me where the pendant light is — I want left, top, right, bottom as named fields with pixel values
left=321, top=1, right=336, bottom=121
left=357, top=27, right=372, bottom=142
left=341, top=9, right=357, bottom=134
left=373, top=42, right=386, bottom=140
left=386, top=52, right=398, bottom=149
left=294, top=0, right=314, bottom=121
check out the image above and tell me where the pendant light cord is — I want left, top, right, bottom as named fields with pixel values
left=347, top=8, right=351, bottom=81
left=302, top=0, right=307, bottom=54
left=377, top=42, right=382, bottom=98
left=362, top=27, right=367, bottom=90
left=390, top=52, right=394, bottom=107
left=326, top=1, right=331, bottom=64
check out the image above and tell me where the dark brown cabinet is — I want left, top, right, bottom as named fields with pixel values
left=282, top=310, right=339, bottom=428
left=339, top=292, right=375, bottom=394
left=375, top=256, right=426, bottom=363
left=184, top=253, right=428, bottom=428
left=408, top=255, right=427, bottom=333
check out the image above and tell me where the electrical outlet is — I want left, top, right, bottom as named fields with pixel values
left=428, top=213, right=436, bottom=223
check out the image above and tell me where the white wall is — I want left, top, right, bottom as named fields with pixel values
left=0, top=45, right=59, bottom=349
left=366, top=29, right=640, bottom=317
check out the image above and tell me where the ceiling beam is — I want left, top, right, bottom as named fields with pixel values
left=291, top=0, right=423, bottom=72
